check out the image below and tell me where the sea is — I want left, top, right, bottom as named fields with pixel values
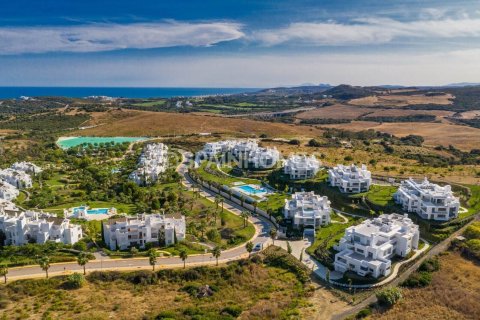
left=0, top=87, right=260, bottom=99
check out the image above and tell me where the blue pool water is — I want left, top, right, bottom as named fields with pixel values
left=57, top=136, right=147, bottom=149
left=237, top=184, right=267, bottom=195
left=73, top=207, right=109, bottom=215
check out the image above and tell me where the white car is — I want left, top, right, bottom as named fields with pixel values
left=253, top=243, right=263, bottom=251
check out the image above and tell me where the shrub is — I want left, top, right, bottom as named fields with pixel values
left=289, top=139, right=301, bottom=145
left=156, top=311, right=177, bottom=319
left=402, top=271, right=432, bottom=288
left=66, top=273, right=85, bottom=289
left=355, top=308, right=372, bottom=319
left=376, top=287, right=403, bottom=307
left=419, top=257, right=440, bottom=272
left=308, top=139, right=321, bottom=147
left=222, top=305, right=243, bottom=317
left=344, top=155, right=353, bottom=161
left=464, top=223, right=480, bottom=240
left=206, top=228, right=221, bottom=242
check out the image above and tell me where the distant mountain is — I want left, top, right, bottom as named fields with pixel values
left=252, top=84, right=332, bottom=96
left=322, top=84, right=375, bottom=100
left=445, top=82, right=480, bottom=88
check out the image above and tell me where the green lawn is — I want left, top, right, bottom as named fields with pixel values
left=306, top=217, right=360, bottom=256
left=350, top=185, right=398, bottom=207
left=132, top=100, right=166, bottom=107
left=462, top=185, right=480, bottom=219
left=44, top=200, right=136, bottom=215
left=257, top=193, right=289, bottom=218
left=196, top=161, right=259, bottom=187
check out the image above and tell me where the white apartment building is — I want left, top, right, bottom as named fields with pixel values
left=334, top=213, right=419, bottom=278
left=103, top=213, right=186, bottom=250
left=130, top=143, right=169, bottom=185
left=11, top=161, right=43, bottom=175
left=231, top=140, right=259, bottom=158
left=198, top=140, right=236, bottom=158
left=394, top=178, right=460, bottom=221
left=0, top=181, right=20, bottom=201
left=284, top=191, right=331, bottom=229
left=328, top=164, right=371, bottom=193
left=248, top=147, right=280, bottom=169
left=0, top=168, right=33, bottom=189
left=284, top=155, right=321, bottom=180
left=0, top=209, right=83, bottom=246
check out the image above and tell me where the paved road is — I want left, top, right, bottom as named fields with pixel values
left=6, top=150, right=273, bottom=281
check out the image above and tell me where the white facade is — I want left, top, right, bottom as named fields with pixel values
left=130, top=143, right=169, bottom=185
left=11, top=162, right=43, bottom=175
left=103, top=213, right=186, bottom=250
left=284, top=191, right=331, bottom=228
left=248, top=147, right=280, bottom=169
left=198, top=140, right=236, bottom=158
left=0, top=181, right=20, bottom=201
left=0, top=209, right=83, bottom=246
left=328, top=164, right=371, bottom=193
left=0, top=168, right=32, bottom=189
left=394, top=178, right=460, bottom=221
left=231, top=140, right=259, bottom=158
left=334, top=213, right=419, bottom=278
left=284, top=155, right=321, bottom=179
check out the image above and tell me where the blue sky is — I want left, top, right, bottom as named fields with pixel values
left=1, top=0, right=480, bottom=87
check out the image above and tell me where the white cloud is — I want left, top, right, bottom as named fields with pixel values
left=254, top=17, right=480, bottom=46
left=0, top=21, right=244, bottom=54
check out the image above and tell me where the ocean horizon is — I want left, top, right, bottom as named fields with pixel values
left=0, top=87, right=261, bottom=99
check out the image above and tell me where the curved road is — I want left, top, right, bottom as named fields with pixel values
left=6, top=150, right=273, bottom=281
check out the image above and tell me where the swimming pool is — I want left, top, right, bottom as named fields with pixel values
left=237, top=184, right=268, bottom=196
left=73, top=206, right=109, bottom=215
left=57, top=136, right=147, bottom=149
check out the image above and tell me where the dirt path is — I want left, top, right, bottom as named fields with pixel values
left=300, top=281, right=350, bottom=320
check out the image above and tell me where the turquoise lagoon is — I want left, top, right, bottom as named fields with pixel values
left=57, top=136, right=147, bottom=149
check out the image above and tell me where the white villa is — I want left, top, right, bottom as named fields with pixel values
left=231, top=140, right=259, bottom=158
left=284, top=155, right=321, bottom=180
left=334, top=213, right=419, bottom=278
left=130, top=143, right=169, bottom=186
left=0, top=181, right=20, bottom=201
left=328, top=164, right=371, bottom=193
left=248, top=147, right=280, bottom=169
left=284, top=191, right=331, bottom=229
left=0, top=209, right=83, bottom=246
left=198, top=140, right=236, bottom=158
left=11, top=162, right=43, bottom=175
left=394, top=178, right=460, bottom=221
left=0, top=168, right=33, bottom=189
left=103, top=213, right=186, bottom=250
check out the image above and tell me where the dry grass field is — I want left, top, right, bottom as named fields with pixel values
left=372, top=252, right=480, bottom=320
left=349, top=93, right=454, bottom=107
left=0, top=261, right=308, bottom=320
left=296, top=104, right=373, bottom=120
left=75, top=109, right=324, bottom=138
left=296, top=105, right=454, bottom=121
left=322, top=120, right=480, bottom=151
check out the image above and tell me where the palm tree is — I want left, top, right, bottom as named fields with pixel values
left=214, top=195, right=221, bottom=212
left=0, top=264, right=8, bottom=284
left=212, top=246, right=221, bottom=266
left=253, top=201, right=258, bottom=214
left=179, top=249, right=188, bottom=269
left=38, top=256, right=51, bottom=279
left=269, top=228, right=277, bottom=246
left=245, top=241, right=254, bottom=257
left=77, top=252, right=90, bottom=275
left=240, top=211, right=250, bottom=228
left=148, top=249, right=160, bottom=271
